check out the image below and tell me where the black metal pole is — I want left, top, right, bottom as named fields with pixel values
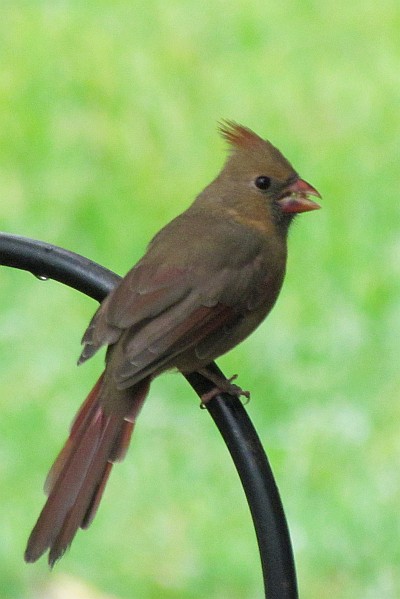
left=0, top=232, right=298, bottom=599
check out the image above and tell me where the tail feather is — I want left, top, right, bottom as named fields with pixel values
left=109, top=419, right=135, bottom=463
left=81, top=461, right=113, bottom=530
left=80, top=419, right=135, bottom=529
left=44, top=375, right=104, bottom=496
left=47, top=415, right=122, bottom=565
left=25, top=374, right=150, bottom=566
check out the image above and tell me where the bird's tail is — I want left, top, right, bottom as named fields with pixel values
left=24, top=373, right=150, bottom=567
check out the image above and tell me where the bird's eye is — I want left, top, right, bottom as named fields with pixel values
left=254, top=176, right=271, bottom=190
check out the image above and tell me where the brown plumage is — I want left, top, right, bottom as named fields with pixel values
left=25, top=122, right=320, bottom=566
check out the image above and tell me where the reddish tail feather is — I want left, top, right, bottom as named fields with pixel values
left=25, top=374, right=150, bottom=566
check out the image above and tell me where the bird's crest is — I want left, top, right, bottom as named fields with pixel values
left=219, top=121, right=263, bottom=151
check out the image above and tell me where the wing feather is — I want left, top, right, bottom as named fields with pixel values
left=115, top=303, right=236, bottom=388
left=79, top=211, right=276, bottom=378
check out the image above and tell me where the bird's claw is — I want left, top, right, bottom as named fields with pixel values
left=200, top=374, right=250, bottom=407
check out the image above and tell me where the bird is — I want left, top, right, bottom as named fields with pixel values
left=24, top=121, right=321, bottom=566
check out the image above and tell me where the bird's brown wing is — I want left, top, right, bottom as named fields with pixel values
left=78, top=261, right=195, bottom=363
left=111, top=255, right=275, bottom=388
left=113, top=300, right=238, bottom=388
left=79, top=214, right=274, bottom=386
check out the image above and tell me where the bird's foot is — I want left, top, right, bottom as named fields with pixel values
left=198, top=370, right=250, bottom=406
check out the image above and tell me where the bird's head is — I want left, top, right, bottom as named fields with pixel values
left=218, top=121, right=321, bottom=225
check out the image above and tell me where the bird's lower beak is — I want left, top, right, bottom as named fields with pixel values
left=278, top=178, right=321, bottom=214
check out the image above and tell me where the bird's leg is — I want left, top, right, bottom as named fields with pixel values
left=197, top=368, right=250, bottom=405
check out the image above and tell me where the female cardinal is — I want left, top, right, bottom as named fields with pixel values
left=25, top=122, right=320, bottom=565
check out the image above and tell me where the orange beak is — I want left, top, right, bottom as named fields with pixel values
left=278, top=178, right=321, bottom=214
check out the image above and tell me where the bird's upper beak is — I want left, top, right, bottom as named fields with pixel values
left=278, top=178, right=321, bottom=214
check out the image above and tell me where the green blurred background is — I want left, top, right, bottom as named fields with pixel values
left=0, top=1, right=399, bottom=597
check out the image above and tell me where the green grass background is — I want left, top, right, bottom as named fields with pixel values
left=0, top=1, right=399, bottom=597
